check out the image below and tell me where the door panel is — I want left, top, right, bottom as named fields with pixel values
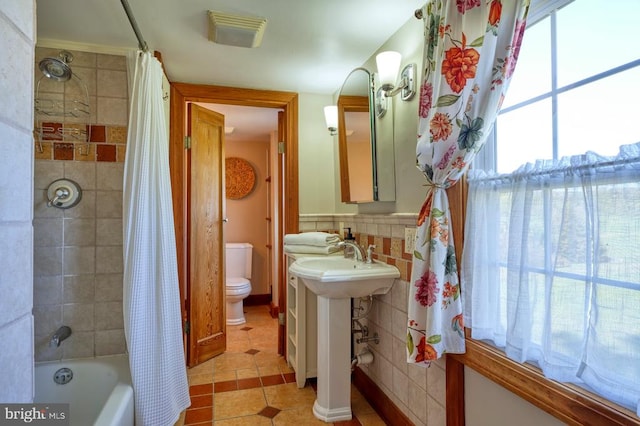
left=169, top=83, right=299, bottom=367
left=277, top=111, right=286, bottom=356
left=187, top=103, right=226, bottom=366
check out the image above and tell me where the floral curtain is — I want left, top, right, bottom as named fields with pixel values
left=407, top=0, right=530, bottom=364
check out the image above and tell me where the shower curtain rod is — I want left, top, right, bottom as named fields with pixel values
left=120, top=0, right=149, bottom=52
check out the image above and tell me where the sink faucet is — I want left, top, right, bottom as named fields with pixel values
left=366, top=244, right=376, bottom=264
left=50, top=326, right=72, bottom=347
left=338, top=240, right=367, bottom=262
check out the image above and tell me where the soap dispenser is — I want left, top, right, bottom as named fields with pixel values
left=343, top=227, right=356, bottom=259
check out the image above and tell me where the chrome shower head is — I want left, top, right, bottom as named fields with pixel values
left=39, top=50, right=73, bottom=82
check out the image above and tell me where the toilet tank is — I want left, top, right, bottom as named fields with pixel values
left=225, top=243, right=253, bottom=279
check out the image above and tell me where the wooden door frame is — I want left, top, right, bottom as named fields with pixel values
left=169, top=82, right=299, bottom=360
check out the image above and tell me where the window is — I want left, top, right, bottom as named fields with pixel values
left=463, top=0, right=640, bottom=417
left=491, top=0, right=640, bottom=173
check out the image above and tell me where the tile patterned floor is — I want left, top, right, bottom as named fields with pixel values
left=175, top=305, right=386, bottom=425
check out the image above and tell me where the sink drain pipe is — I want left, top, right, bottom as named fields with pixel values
left=351, top=348, right=374, bottom=370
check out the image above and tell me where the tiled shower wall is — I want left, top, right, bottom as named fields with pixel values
left=33, top=47, right=128, bottom=361
left=300, top=214, right=447, bottom=426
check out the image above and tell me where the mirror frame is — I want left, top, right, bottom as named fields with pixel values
left=337, top=67, right=378, bottom=203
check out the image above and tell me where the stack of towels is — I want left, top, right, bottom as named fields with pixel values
left=283, top=232, right=342, bottom=255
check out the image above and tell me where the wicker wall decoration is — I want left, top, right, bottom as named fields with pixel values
left=225, top=157, right=256, bottom=199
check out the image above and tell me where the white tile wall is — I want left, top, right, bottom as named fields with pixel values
left=300, top=213, right=447, bottom=426
left=0, top=0, right=35, bottom=403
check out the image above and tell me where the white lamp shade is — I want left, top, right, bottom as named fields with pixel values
left=376, top=51, right=402, bottom=91
left=324, top=105, right=338, bottom=130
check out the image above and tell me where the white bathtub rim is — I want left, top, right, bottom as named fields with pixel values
left=34, top=354, right=134, bottom=426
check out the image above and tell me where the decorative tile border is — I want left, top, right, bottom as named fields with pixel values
left=299, top=213, right=418, bottom=282
left=35, top=123, right=127, bottom=163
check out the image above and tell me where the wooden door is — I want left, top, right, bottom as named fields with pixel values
left=169, top=83, right=299, bottom=367
left=186, top=103, right=226, bottom=366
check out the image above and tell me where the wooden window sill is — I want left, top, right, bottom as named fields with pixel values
left=448, top=336, right=639, bottom=426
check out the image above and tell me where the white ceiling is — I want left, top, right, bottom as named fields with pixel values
left=36, top=0, right=424, bottom=142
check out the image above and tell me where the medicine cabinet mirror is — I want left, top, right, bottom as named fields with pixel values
left=337, top=67, right=395, bottom=203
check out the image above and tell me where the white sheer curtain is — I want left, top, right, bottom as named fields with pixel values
left=463, top=142, right=640, bottom=415
left=123, top=51, right=190, bottom=425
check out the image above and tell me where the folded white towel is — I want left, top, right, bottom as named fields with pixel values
left=284, top=244, right=342, bottom=255
left=284, top=232, right=341, bottom=247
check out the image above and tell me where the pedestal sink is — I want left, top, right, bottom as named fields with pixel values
left=289, top=256, right=399, bottom=422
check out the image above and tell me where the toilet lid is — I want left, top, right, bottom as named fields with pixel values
left=227, top=277, right=250, bottom=287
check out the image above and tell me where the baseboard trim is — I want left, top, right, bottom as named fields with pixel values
left=244, top=294, right=272, bottom=307
left=269, top=301, right=279, bottom=319
left=352, top=367, right=414, bottom=426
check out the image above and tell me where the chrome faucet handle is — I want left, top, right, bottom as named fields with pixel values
left=338, top=240, right=367, bottom=262
left=366, top=244, right=376, bottom=263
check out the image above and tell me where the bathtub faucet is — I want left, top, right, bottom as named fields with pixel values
left=50, top=326, right=72, bottom=347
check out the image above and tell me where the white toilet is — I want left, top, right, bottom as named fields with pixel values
left=225, top=243, right=253, bottom=325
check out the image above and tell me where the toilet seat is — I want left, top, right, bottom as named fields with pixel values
left=225, top=277, right=251, bottom=325
left=226, top=277, right=250, bottom=287
left=226, top=277, right=251, bottom=299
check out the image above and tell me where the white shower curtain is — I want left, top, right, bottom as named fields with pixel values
left=123, top=51, right=190, bottom=425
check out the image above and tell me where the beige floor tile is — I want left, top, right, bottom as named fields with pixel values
left=236, top=367, right=260, bottom=379
left=213, top=370, right=236, bottom=383
left=253, top=351, right=285, bottom=368
left=248, top=326, right=277, bottom=336
left=189, top=373, right=214, bottom=386
left=358, top=412, right=387, bottom=425
left=258, top=365, right=281, bottom=376
left=272, top=406, right=329, bottom=425
left=227, top=330, right=250, bottom=343
left=351, top=386, right=375, bottom=417
left=214, top=352, right=256, bottom=372
left=226, top=339, right=253, bottom=353
left=278, top=363, right=295, bottom=374
left=206, top=305, right=386, bottom=426
left=252, top=343, right=278, bottom=353
left=188, top=357, right=216, bottom=376
left=214, top=414, right=272, bottom=425
left=263, top=383, right=317, bottom=410
left=214, top=388, right=267, bottom=420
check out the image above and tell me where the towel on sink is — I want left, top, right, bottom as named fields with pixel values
left=284, top=244, right=342, bottom=255
left=284, top=232, right=341, bottom=247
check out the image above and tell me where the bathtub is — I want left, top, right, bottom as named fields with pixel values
left=34, top=355, right=134, bottom=426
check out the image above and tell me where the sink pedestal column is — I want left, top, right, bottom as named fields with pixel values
left=313, top=296, right=352, bottom=422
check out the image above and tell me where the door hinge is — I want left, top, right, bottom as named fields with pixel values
left=278, top=312, right=285, bottom=326
left=278, top=141, right=285, bottom=154
left=184, top=136, right=191, bottom=149
left=184, top=320, right=190, bottom=334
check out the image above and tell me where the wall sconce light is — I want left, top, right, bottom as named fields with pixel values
left=375, top=51, right=416, bottom=101
left=324, top=105, right=338, bottom=136
left=375, top=88, right=388, bottom=118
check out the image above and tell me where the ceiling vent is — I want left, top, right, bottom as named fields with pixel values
left=207, top=10, right=267, bottom=48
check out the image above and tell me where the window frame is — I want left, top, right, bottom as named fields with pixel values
left=444, top=181, right=640, bottom=426
left=444, top=1, right=640, bottom=422
left=491, top=2, right=640, bottom=174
